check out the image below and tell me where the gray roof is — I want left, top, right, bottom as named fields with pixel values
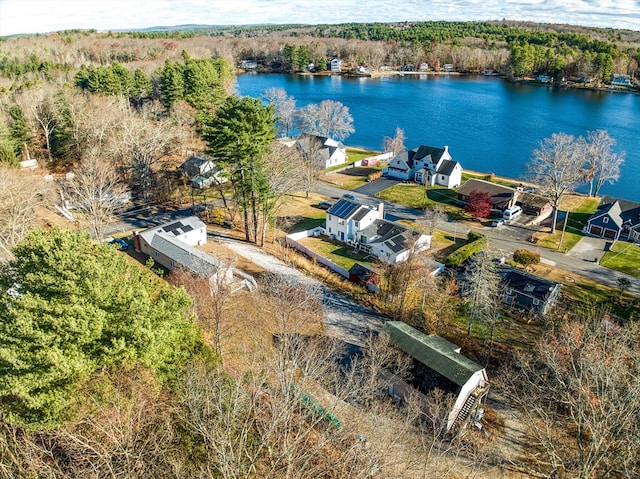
left=497, top=264, right=560, bottom=302
left=590, top=197, right=640, bottom=228
left=360, top=219, right=420, bottom=253
left=412, top=145, right=446, bottom=165
left=383, top=321, right=483, bottom=387
left=138, top=217, right=206, bottom=245
left=436, top=159, right=459, bottom=176
left=149, top=234, right=225, bottom=277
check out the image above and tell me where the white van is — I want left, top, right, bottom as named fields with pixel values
left=503, top=205, right=523, bottom=220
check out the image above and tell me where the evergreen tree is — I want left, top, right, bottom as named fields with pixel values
left=204, top=96, right=276, bottom=243
left=159, top=60, right=185, bottom=109
left=8, top=104, right=31, bottom=157
left=0, top=228, right=200, bottom=428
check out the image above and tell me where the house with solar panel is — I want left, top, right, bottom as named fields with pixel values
left=325, top=198, right=430, bottom=264
left=385, top=145, right=462, bottom=189
left=134, top=216, right=256, bottom=292
left=383, top=321, right=490, bottom=433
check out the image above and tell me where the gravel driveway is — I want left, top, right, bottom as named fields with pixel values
left=214, top=236, right=387, bottom=345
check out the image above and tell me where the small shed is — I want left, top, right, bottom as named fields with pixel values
left=348, top=263, right=380, bottom=291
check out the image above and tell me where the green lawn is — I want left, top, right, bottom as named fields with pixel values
left=375, top=184, right=459, bottom=210
left=536, top=228, right=584, bottom=252
left=461, top=172, right=520, bottom=189
left=325, top=148, right=380, bottom=173
left=600, top=242, right=640, bottom=277
left=298, top=236, right=379, bottom=271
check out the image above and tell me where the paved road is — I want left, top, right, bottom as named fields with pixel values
left=214, top=235, right=387, bottom=345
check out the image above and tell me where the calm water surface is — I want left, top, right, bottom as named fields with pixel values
left=236, top=74, right=640, bottom=202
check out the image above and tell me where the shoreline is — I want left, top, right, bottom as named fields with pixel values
left=239, top=69, right=639, bottom=96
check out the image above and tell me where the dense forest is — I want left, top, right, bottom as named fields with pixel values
left=0, top=21, right=639, bottom=478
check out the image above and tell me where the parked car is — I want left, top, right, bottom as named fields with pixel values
left=109, top=238, right=129, bottom=251
left=317, top=201, right=334, bottom=210
left=503, top=205, right=523, bottom=220
left=342, top=193, right=356, bottom=201
left=222, top=220, right=234, bottom=229
left=490, top=218, right=505, bottom=227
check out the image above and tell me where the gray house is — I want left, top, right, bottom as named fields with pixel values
left=497, top=264, right=561, bottom=315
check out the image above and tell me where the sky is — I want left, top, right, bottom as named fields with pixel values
left=0, top=0, right=638, bottom=36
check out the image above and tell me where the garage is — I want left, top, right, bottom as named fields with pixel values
left=604, top=229, right=617, bottom=240
left=589, top=225, right=603, bottom=236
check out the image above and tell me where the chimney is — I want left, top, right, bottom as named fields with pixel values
left=377, top=202, right=384, bottom=219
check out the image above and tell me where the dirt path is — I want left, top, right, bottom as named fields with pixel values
left=213, top=235, right=386, bottom=345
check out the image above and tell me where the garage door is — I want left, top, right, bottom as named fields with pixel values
left=589, top=225, right=603, bottom=236
left=604, top=229, right=617, bottom=240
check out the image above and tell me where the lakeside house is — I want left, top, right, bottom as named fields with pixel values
left=383, top=321, right=490, bottom=433
left=296, top=133, right=347, bottom=169
left=385, top=145, right=462, bottom=188
left=179, top=154, right=227, bottom=189
left=586, top=196, right=640, bottom=242
left=324, top=198, right=430, bottom=264
left=456, top=178, right=517, bottom=211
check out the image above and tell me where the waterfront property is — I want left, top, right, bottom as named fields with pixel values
left=385, top=145, right=462, bottom=188
left=296, top=133, right=347, bottom=168
left=383, top=321, right=490, bottom=433
left=180, top=154, right=227, bottom=189
left=586, top=196, right=640, bottom=242
left=324, top=198, right=430, bottom=264
left=456, top=178, right=517, bottom=211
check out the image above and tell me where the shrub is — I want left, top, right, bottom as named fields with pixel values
left=445, top=231, right=487, bottom=267
left=513, top=248, right=540, bottom=266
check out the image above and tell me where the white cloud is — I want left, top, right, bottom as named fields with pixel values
left=0, top=0, right=638, bottom=36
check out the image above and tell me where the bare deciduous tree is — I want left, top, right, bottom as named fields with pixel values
left=297, top=100, right=354, bottom=141
left=296, top=133, right=326, bottom=199
left=64, top=153, right=128, bottom=240
left=382, top=127, right=406, bottom=158
left=417, top=205, right=448, bottom=234
left=582, top=129, right=625, bottom=197
left=527, top=132, right=585, bottom=233
left=0, top=168, right=53, bottom=258
left=459, top=252, right=501, bottom=338
left=505, top=310, right=640, bottom=479
left=264, top=87, right=296, bottom=138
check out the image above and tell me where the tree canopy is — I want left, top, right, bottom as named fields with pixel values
left=0, top=228, right=200, bottom=428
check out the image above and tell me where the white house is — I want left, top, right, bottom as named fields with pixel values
left=180, top=155, right=216, bottom=178
left=386, top=145, right=462, bottom=188
left=297, top=133, right=347, bottom=169
left=329, top=57, right=343, bottom=72
left=383, top=321, right=490, bottom=433
left=135, top=216, right=256, bottom=292
left=325, top=199, right=431, bottom=264
left=611, top=74, right=632, bottom=87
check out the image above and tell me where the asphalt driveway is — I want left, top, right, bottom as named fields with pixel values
left=353, top=177, right=400, bottom=196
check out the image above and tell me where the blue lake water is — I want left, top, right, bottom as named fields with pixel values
left=236, top=73, right=640, bottom=202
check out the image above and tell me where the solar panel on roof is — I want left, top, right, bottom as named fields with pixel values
left=182, top=225, right=193, bottom=232
left=163, top=221, right=183, bottom=232
left=329, top=199, right=359, bottom=219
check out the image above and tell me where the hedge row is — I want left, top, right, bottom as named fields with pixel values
left=444, top=230, right=487, bottom=267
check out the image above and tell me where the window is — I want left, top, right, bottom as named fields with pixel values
left=533, top=298, right=540, bottom=306
left=338, top=219, right=345, bottom=225
left=603, top=217, right=609, bottom=224
left=355, top=221, right=359, bottom=227
left=328, top=227, right=332, bottom=233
